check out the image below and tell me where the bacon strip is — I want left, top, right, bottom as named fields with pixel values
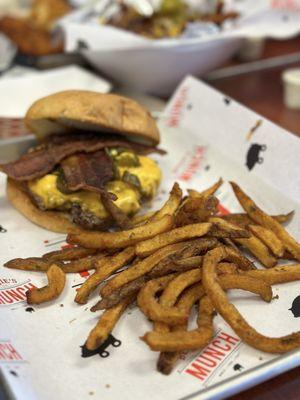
left=0, top=133, right=165, bottom=181
left=60, top=150, right=114, bottom=193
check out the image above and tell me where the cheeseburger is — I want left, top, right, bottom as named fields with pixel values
left=0, top=91, right=164, bottom=233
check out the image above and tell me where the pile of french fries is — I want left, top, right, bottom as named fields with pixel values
left=5, top=180, right=300, bottom=374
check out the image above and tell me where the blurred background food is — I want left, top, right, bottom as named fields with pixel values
left=106, top=0, right=238, bottom=39
left=0, top=0, right=71, bottom=56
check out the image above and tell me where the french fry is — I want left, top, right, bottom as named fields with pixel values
left=147, top=270, right=272, bottom=354
left=67, top=214, right=174, bottom=249
left=5, top=254, right=107, bottom=273
left=5, top=257, right=58, bottom=272
left=172, top=245, right=254, bottom=272
left=175, top=195, right=218, bottom=227
left=142, top=295, right=214, bottom=352
left=137, top=274, right=188, bottom=325
left=249, top=225, right=284, bottom=258
left=222, top=211, right=294, bottom=229
left=42, top=247, right=98, bottom=262
left=174, top=256, right=203, bottom=269
left=216, top=262, right=238, bottom=275
left=92, top=278, right=142, bottom=311
left=208, top=217, right=250, bottom=239
left=131, top=211, right=156, bottom=226
left=135, top=223, right=212, bottom=257
left=216, top=246, right=256, bottom=271
left=26, top=264, right=66, bottom=305
left=220, top=238, right=240, bottom=252
left=139, top=270, right=202, bottom=325
left=157, top=284, right=205, bottom=374
left=60, top=254, right=107, bottom=273
left=235, top=235, right=277, bottom=268
left=93, top=245, right=253, bottom=311
left=85, top=296, right=133, bottom=351
left=100, top=242, right=191, bottom=298
left=188, top=178, right=223, bottom=198
left=151, top=182, right=182, bottom=222
left=202, top=247, right=300, bottom=353
left=92, top=239, right=218, bottom=311
left=231, top=182, right=300, bottom=261
left=220, top=274, right=272, bottom=302
left=242, top=264, right=300, bottom=285
left=131, top=183, right=182, bottom=227
left=75, top=247, right=135, bottom=304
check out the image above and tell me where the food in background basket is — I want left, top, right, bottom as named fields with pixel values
left=0, top=0, right=71, bottom=56
left=0, top=90, right=164, bottom=233
left=105, top=0, right=239, bottom=39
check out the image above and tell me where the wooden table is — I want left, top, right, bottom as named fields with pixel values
left=209, top=37, right=300, bottom=138
left=209, top=36, right=300, bottom=399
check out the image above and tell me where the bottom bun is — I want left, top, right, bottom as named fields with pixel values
left=6, top=178, right=84, bottom=234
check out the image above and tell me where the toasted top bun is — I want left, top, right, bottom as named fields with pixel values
left=25, top=90, right=160, bottom=145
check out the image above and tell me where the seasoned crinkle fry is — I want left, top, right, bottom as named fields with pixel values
left=67, top=214, right=174, bottom=249
left=242, top=264, right=300, bottom=285
left=42, top=247, right=98, bottom=262
left=203, top=247, right=300, bottom=353
left=249, top=224, right=284, bottom=258
left=26, top=264, right=66, bottom=305
left=86, top=296, right=133, bottom=351
left=75, top=247, right=135, bottom=305
left=188, top=178, right=223, bottom=199
left=230, top=182, right=300, bottom=261
left=135, top=223, right=212, bottom=257
left=234, top=235, right=277, bottom=268
left=100, top=242, right=193, bottom=298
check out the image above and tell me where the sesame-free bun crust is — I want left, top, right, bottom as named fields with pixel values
left=6, top=179, right=83, bottom=234
left=25, top=90, right=160, bottom=145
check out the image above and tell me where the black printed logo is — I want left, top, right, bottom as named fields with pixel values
left=289, top=296, right=300, bottom=318
left=246, top=143, right=267, bottom=171
left=77, top=40, right=89, bottom=50
left=0, top=225, right=7, bottom=233
left=224, top=97, right=231, bottom=105
left=81, top=334, right=121, bottom=358
left=233, top=363, right=244, bottom=372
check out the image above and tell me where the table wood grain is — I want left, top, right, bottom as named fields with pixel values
left=210, top=36, right=300, bottom=399
left=210, top=37, right=300, bottom=138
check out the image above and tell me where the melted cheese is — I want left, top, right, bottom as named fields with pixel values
left=28, top=175, right=141, bottom=218
left=118, top=156, right=162, bottom=198
left=28, top=155, right=162, bottom=218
